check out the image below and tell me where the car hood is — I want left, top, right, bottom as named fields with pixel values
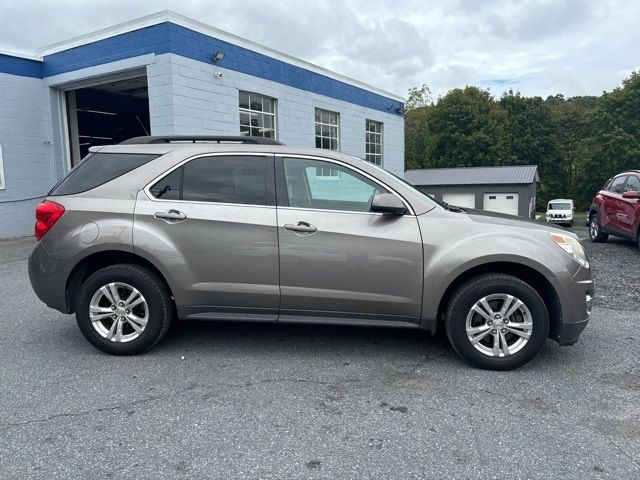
left=464, top=208, right=571, bottom=235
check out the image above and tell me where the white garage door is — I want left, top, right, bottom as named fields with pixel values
left=442, top=192, right=475, bottom=209
left=483, top=193, right=519, bottom=216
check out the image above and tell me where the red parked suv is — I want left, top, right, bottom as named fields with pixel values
left=589, top=170, right=640, bottom=246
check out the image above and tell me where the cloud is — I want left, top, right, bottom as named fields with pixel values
left=0, top=0, right=638, bottom=100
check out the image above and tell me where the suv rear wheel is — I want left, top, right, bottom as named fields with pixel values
left=445, top=274, right=549, bottom=370
left=589, top=213, right=608, bottom=243
left=75, top=264, right=174, bottom=355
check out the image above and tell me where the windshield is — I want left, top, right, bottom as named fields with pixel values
left=548, top=202, right=572, bottom=210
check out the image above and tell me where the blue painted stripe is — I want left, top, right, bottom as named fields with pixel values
left=5, top=22, right=403, bottom=113
left=0, top=54, right=43, bottom=78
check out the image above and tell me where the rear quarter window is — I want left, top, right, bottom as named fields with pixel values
left=49, top=153, right=159, bottom=196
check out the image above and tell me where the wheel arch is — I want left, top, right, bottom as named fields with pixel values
left=65, top=249, right=175, bottom=314
left=432, top=261, right=562, bottom=341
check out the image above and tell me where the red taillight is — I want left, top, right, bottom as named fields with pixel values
left=35, top=201, right=65, bottom=240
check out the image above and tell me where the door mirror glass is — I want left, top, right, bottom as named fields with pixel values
left=370, top=193, right=406, bottom=215
left=622, top=190, right=640, bottom=199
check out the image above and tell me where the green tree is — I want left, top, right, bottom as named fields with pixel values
left=405, top=84, right=432, bottom=110
left=578, top=71, right=640, bottom=207
left=426, top=87, right=514, bottom=168
left=500, top=91, right=561, bottom=206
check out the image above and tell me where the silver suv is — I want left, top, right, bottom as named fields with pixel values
left=29, top=136, right=593, bottom=370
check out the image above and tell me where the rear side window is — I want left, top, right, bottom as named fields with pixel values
left=150, top=156, right=267, bottom=206
left=50, top=153, right=159, bottom=196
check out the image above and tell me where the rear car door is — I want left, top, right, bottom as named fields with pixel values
left=133, top=153, right=280, bottom=320
left=275, top=156, right=423, bottom=326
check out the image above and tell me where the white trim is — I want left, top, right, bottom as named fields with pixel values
left=0, top=49, right=42, bottom=61
left=0, top=144, right=5, bottom=190
left=35, top=10, right=403, bottom=102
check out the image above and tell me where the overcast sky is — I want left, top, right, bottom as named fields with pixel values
left=1, top=0, right=638, bottom=100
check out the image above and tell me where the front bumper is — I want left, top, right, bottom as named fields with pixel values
left=547, top=217, right=573, bottom=224
left=557, top=318, right=589, bottom=346
left=547, top=264, right=593, bottom=346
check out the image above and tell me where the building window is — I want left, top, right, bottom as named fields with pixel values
left=365, top=120, right=383, bottom=166
left=315, top=109, right=340, bottom=179
left=239, top=91, right=277, bottom=139
left=315, top=109, right=339, bottom=150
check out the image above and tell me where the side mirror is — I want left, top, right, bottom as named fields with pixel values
left=622, top=190, right=640, bottom=199
left=370, top=193, right=407, bottom=215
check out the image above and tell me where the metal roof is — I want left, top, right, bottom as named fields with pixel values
left=405, top=165, right=539, bottom=186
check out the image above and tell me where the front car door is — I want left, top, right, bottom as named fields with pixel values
left=601, top=175, right=627, bottom=231
left=275, top=155, right=424, bottom=326
left=620, top=174, right=640, bottom=236
left=133, top=153, right=280, bottom=321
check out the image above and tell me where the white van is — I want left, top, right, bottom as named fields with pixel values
left=546, top=199, right=574, bottom=226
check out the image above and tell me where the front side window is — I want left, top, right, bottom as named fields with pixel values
left=365, top=120, right=383, bottom=166
left=608, top=176, right=628, bottom=194
left=625, top=175, right=640, bottom=192
left=282, top=157, right=386, bottom=212
left=239, top=91, right=276, bottom=139
left=150, top=156, right=267, bottom=206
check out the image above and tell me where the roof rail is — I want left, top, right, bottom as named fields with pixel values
left=120, top=135, right=283, bottom=145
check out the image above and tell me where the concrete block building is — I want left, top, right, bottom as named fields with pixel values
left=0, top=11, right=405, bottom=237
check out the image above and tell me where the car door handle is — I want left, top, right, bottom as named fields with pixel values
left=154, top=209, right=187, bottom=222
left=284, top=221, right=317, bottom=234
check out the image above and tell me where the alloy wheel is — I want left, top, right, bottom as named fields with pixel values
left=590, top=216, right=598, bottom=240
left=89, top=282, right=148, bottom=343
left=465, top=293, right=533, bottom=357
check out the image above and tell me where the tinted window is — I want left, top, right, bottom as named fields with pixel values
left=625, top=175, right=640, bottom=192
left=608, top=176, right=628, bottom=194
left=150, top=168, right=181, bottom=200
left=282, top=158, right=387, bottom=212
left=50, top=153, right=159, bottom=196
left=150, top=156, right=267, bottom=205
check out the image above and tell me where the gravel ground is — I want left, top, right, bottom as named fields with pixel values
left=1, top=234, right=639, bottom=479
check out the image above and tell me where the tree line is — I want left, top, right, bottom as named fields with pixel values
left=405, top=72, right=640, bottom=210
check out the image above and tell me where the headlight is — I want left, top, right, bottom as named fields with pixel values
left=549, top=232, right=589, bottom=268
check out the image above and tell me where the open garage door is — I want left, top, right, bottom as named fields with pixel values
left=484, top=193, right=519, bottom=216
left=66, top=76, right=150, bottom=166
left=442, top=192, right=476, bottom=209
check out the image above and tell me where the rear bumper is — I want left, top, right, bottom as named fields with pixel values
left=28, top=242, right=73, bottom=313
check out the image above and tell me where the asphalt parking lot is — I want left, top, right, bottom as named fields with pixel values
left=1, top=227, right=639, bottom=479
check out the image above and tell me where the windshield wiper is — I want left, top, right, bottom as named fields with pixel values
left=442, top=201, right=466, bottom=213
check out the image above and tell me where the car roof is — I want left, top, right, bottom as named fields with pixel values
left=548, top=199, right=573, bottom=203
left=90, top=143, right=363, bottom=166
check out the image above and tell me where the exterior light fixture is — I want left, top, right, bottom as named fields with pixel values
left=395, top=107, right=406, bottom=115
left=213, top=51, right=225, bottom=63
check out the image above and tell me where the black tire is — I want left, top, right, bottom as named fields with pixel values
left=445, top=273, right=549, bottom=370
left=589, top=213, right=608, bottom=243
left=75, top=264, right=174, bottom=355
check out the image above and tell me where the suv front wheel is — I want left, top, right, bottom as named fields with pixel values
left=589, top=213, right=608, bottom=243
left=445, top=274, right=549, bottom=370
left=75, top=264, right=174, bottom=355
